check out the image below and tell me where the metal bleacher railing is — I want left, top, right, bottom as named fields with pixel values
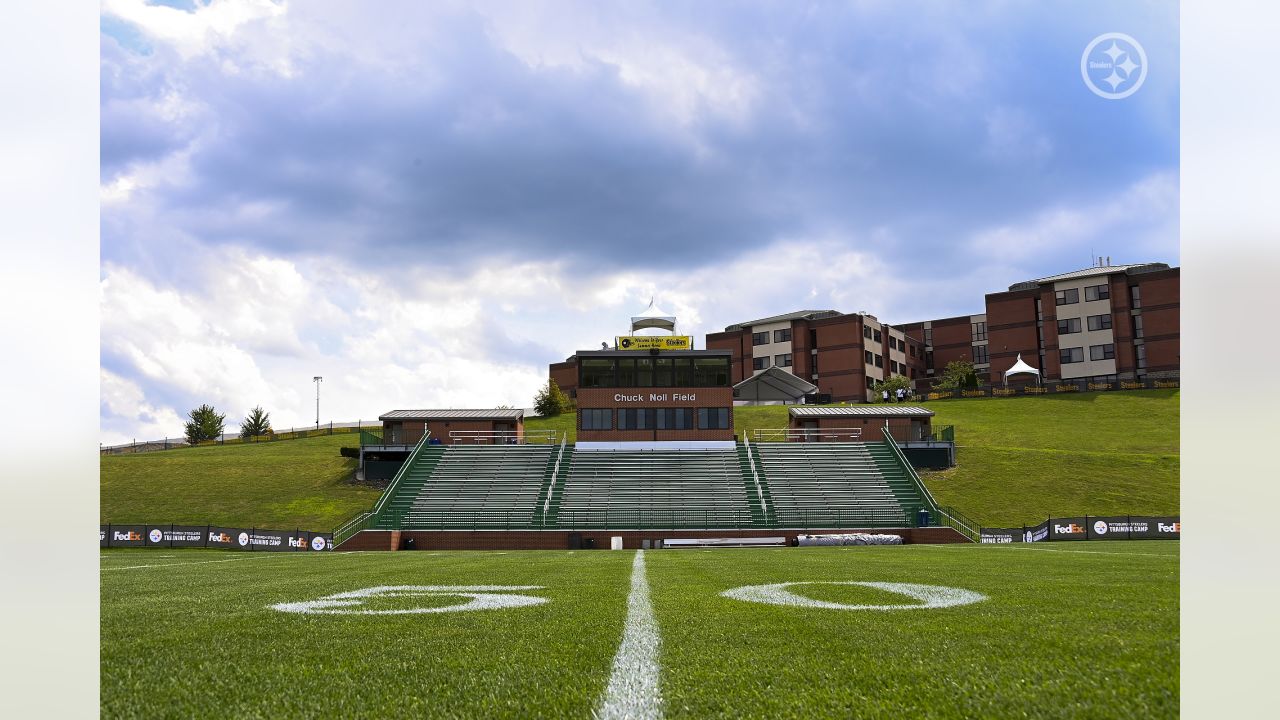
left=880, top=422, right=979, bottom=540
left=741, top=433, right=768, bottom=515
left=753, top=427, right=863, bottom=442
left=333, top=431, right=434, bottom=544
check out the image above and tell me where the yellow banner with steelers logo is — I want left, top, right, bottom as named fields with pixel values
left=615, top=336, right=692, bottom=351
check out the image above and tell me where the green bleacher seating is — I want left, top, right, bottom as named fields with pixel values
left=753, top=442, right=910, bottom=527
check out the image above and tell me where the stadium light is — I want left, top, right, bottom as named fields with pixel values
left=313, top=376, right=323, bottom=428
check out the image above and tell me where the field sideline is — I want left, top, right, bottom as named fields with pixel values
left=101, top=543, right=1178, bottom=718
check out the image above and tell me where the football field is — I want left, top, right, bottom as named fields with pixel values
left=101, top=543, right=1178, bottom=719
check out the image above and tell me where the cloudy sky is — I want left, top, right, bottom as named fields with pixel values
left=99, top=0, right=1179, bottom=444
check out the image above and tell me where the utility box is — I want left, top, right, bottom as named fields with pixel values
left=610, top=536, right=624, bottom=550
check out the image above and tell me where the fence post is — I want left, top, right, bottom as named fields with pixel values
left=1085, top=514, right=1089, bottom=541
left=250, top=527, right=255, bottom=552
left=205, top=524, right=210, bottom=549
left=107, top=523, right=112, bottom=549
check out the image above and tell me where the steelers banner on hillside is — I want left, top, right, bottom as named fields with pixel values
left=980, top=515, right=1180, bottom=544
left=615, top=335, right=692, bottom=351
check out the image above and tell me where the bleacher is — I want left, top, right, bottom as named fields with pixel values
left=400, top=444, right=555, bottom=528
left=753, top=442, right=911, bottom=527
left=554, top=449, right=753, bottom=528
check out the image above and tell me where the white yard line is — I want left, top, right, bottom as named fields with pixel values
left=596, top=550, right=663, bottom=720
left=921, top=544, right=1177, bottom=559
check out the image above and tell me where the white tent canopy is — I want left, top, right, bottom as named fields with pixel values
left=630, top=297, right=677, bottom=335
left=1003, top=353, right=1042, bottom=385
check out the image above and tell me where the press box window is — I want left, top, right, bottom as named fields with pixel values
left=774, top=353, right=792, bottom=367
left=1084, top=284, right=1110, bottom=301
left=752, top=357, right=767, bottom=371
left=656, top=408, right=693, bottom=430
left=751, top=331, right=769, bottom=346
left=773, top=328, right=792, bottom=343
left=1059, top=347, right=1084, bottom=364
left=1087, top=314, right=1112, bottom=331
left=580, top=409, right=611, bottom=430
left=697, top=408, right=730, bottom=430
left=580, top=358, right=615, bottom=388
left=1089, top=344, right=1115, bottom=361
left=617, top=408, right=656, bottom=430
left=692, top=356, right=730, bottom=386
left=1057, top=317, right=1081, bottom=334
left=1055, top=288, right=1079, bottom=306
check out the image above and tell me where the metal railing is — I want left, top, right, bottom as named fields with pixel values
left=333, top=431, right=433, bottom=545
left=742, top=433, right=768, bottom=515
left=399, top=507, right=910, bottom=531
left=448, top=430, right=560, bottom=445
left=542, top=435, right=568, bottom=516
left=753, top=427, right=863, bottom=442
left=881, top=423, right=979, bottom=541
left=102, top=420, right=372, bottom=455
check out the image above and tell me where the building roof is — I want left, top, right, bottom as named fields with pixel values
left=379, top=409, right=525, bottom=421
left=732, top=366, right=818, bottom=401
left=1009, top=262, right=1171, bottom=289
left=631, top=297, right=677, bottom=332
left=724, top=310, right=841, bottom=331
left=789, top=406, right=934, bottom=418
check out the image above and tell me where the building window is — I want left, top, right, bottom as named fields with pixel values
left=973, top=345, right=989, bottom=364
left=581, top=409, right=611, bottom=430
left=1084, top=284, right=1110, bottom=302
left=1087, top=314, right=1112, bottom=331
left=616, top=358, right=638, bottom=387
left=863, top=326, right=872, bottom=340
left=1055, top=288, right=1080, bottom=305
left=874, top=354, right=883, bottom=368
left=1089, top=344, right=1115, bottom=361
left=923, top=328, right=933, bottom=346
left=636, top=357, right=654, bottom=387
left=1130, top=285, right=1142, bottom=309
left=752, top=357, right=767, bottom=371
left=775, top=353, right=793, bottom=368
left=909, top=344, right=916, bottom=358
left=656, top=408, right=693, bottom=430
left=873, top=329, right=882, bottom=343
left=865, top=376, right=876, bottom=390
left=809, top=329, right=817, bottom=347
left=581, top=358, right=615, bottom=388
left=972, top=322, right=987, bottom=341
left=889, top=360, right=898, bottom=374
left=654, top=358, right=674, bottom=387
left=618, top=408, right=657, bottom=430
left=692, top=356, right=731, bottom=386
left=1057, top=317, right=1082, bottom=334
left=697, top=407, right=730, bottom=430
left=773, top=328, right=792, bottom=343
left=910, top=368, right=917, bottom=379
left=1136, top=344, right=1147, bottom=369
left=865, top=350, right=874, bottom=364
left=925, top=350, right=934, bottom=370
left=751, top=331, right=768, bottom=346
left=1036, top=298, right=1043, bottom=320
left=1133, top=315, right=1144, bottom=339
left=1059, top=347, right=1084, bottom=364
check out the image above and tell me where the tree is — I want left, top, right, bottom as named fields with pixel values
left=184, top=404, right=226, bottom=444
left=872, top=375, right=913, bottom=401
left=935, top=360, right=981, bottom=390
left=239, top=405, right=272, bottom=439
left=533, top=379, right=573, bottom=417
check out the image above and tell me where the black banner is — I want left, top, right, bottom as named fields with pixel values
left=105, top=524, right=146, bottom=547
left=979, top=528, right=1022, bottom=544
left=1049, top=517, right=1088, bottom=541
left=983, top=516, right=1180, bottom=543
left=144, top=524, right=207, bottom=547
left=1023, top=520, right=1049, bottom=543
left=103, top=524, right=333, bottom=551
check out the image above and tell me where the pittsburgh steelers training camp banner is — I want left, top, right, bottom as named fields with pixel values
left=101, top=524, right=333, bottom=551
left=979, top=516, right=1180, bottom=543
left=615, top=335, right=692, bottom=350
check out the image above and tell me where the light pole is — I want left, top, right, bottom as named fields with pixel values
left=313, top=376, right=323, bottom=428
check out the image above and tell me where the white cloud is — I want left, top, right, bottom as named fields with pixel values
left=102, top=0, right=286, bottom=60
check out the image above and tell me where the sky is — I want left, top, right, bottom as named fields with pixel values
left=99, top=0, right=1179, bottom=444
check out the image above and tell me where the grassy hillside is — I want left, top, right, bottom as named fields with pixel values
left=102, top=390, right=1177, bottom=531
left=101, top=434, right=380, bottom=530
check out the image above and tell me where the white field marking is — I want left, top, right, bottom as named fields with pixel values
left=596, top=550, right=662, bottom=720
left=270, top=585, right=548, bottom=615
left=921, top=544, right=1177, bottom=559
left=721, top=582, right=987, bottom=611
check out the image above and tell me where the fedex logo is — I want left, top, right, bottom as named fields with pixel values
left=1054, top=524, right=1084, bottom=535
left=288, top=537, right=307, bottom=548
left=209, top=532, right=232, bottom=543
left=1158, top=522, right=1180, bottom=533
left=113, top=531, right=141, bottom=541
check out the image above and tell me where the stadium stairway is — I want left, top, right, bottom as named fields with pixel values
left=865, top=442, right=929, bottom=517
left=735, top=441, right=774, bottom=526
left=370, top=446, right=446, bottom=529
left=534, top=445, right=574, bottom=526
left=753, top=442, right=916, bottom=528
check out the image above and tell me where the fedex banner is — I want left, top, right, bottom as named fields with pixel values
left=979, top=516, right=1180, bottom=544
left=102, top=524, right=332, bottom=551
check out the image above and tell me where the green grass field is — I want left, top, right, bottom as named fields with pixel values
left=100, top=434, right=380, bottom=530
left=101, top=544, right=1179, bottom=718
